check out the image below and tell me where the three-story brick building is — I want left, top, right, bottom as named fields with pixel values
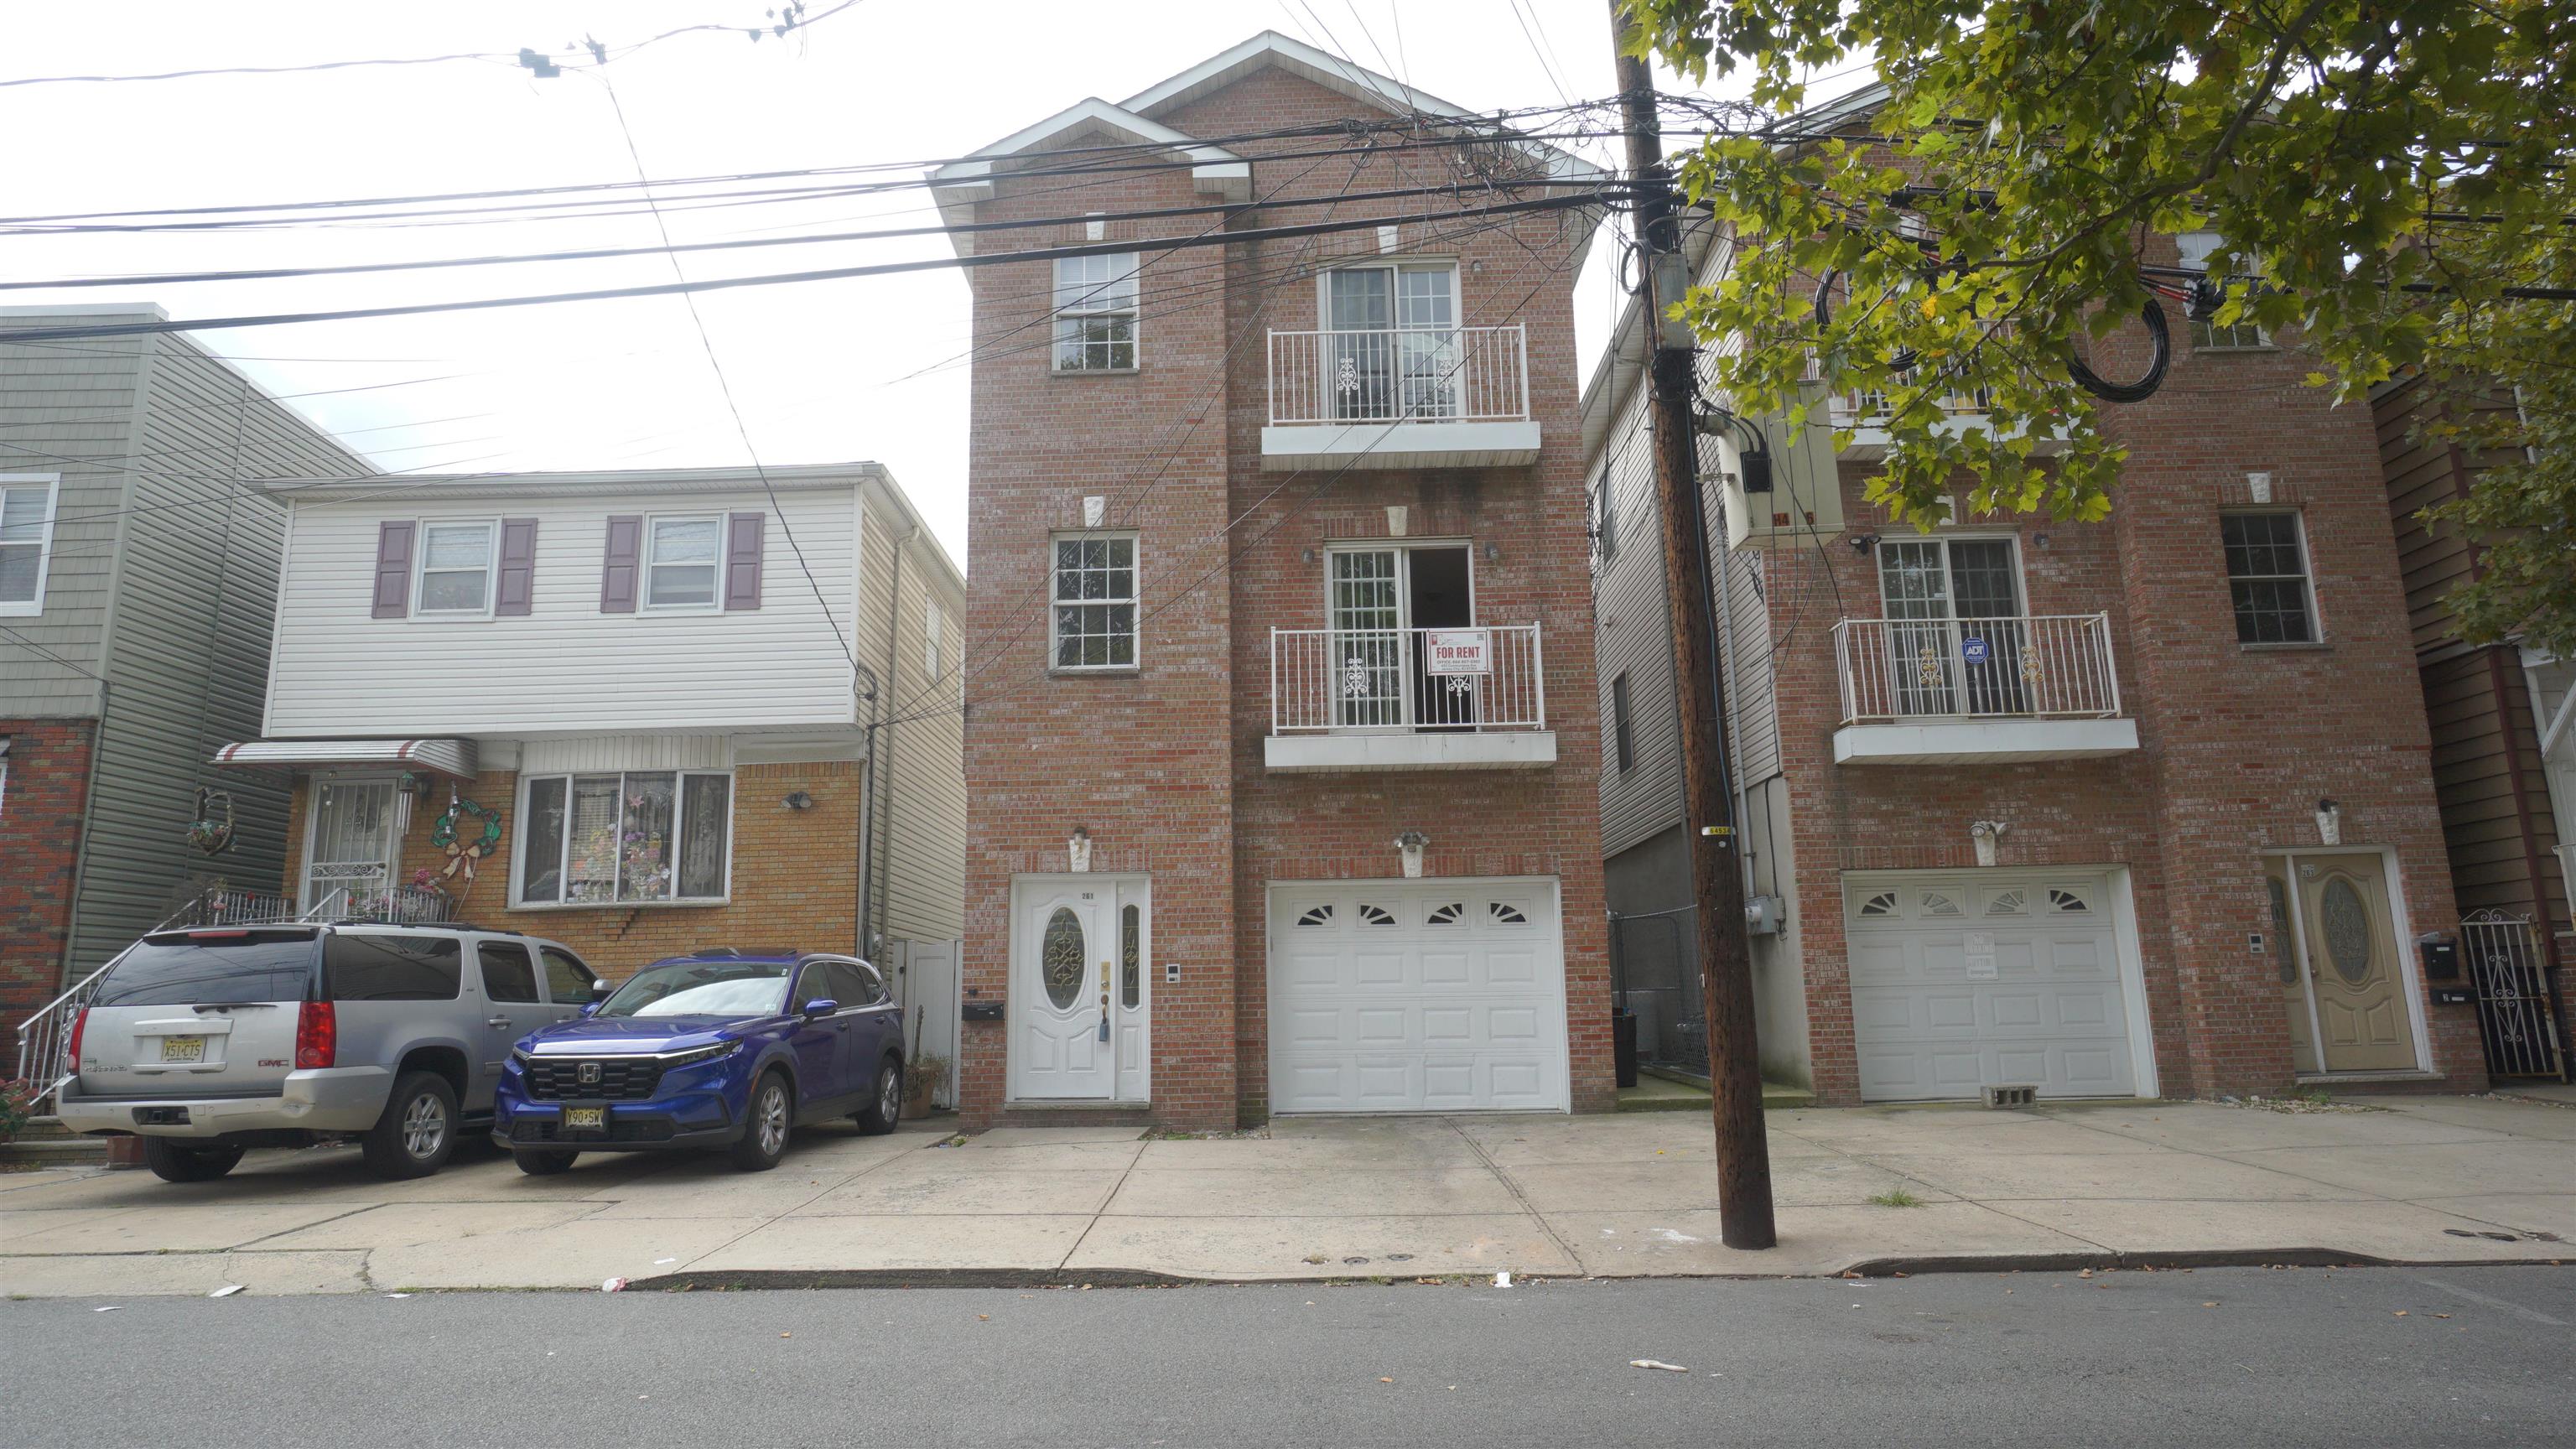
left=936, top=34, right=1613, bottom=1128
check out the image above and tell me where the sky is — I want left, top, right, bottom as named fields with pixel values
left=0, top=0, right=1716, bottom=572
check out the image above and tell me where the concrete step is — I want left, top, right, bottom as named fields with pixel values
left=13, top=1115, right=80, bottom=1142
left=1616, top=1072, right=1817, bottom=1113
left=994, top=1102, right=1156, bottom=1130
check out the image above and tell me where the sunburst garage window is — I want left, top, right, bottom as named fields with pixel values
left=518, top=771, right=731, bottom=905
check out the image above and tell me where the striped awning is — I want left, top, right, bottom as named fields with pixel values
left=210, top=738, right=478, bottom=778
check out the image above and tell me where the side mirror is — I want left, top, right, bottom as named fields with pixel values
left=802, top=998, right=839, bottom=1020
left=578, top=1000, right=604, bottom=1017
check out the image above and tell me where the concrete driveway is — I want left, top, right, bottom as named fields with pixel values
left=2, top=1095, right=2568, bottom=1296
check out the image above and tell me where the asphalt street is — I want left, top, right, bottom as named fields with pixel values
left=4, top=1265, right=2569, bottom=1447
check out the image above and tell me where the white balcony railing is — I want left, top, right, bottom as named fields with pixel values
left=1835, top=614, right=2122, bottom=724
left=1271, top=625, right=1545, bottom=735
left=1267, top=325, right=1530, bottom=427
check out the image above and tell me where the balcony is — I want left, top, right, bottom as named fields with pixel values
left=1263, top=325, right=1540, bottom=470
left=1831, top=613, right=2139, bottom=765
left=1820, top=385, right=2067, bottom=461
left=1266, top=625, right=1556, bottom=771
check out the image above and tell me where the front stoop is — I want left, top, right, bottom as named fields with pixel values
left=0, top=1117, right=107, bottom=1168
left=1617, top=1072, right=1817, bottom=1113
left=993, top=1101, right=1157, bottom=1130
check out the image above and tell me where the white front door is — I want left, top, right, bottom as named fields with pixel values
left=1011, top=877, right=1147, bottom=1102
left=1844, top=870, right=2146, bottom=1101
left=1266, top=878, right=1567, bottom=1114
left=304, top=776, right=401, bottom=915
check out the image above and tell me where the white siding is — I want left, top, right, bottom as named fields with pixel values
left=267, top=485, right=860, bottom=736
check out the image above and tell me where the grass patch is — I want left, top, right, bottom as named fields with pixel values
left=1867, top=1188, right=1926, bottom=1208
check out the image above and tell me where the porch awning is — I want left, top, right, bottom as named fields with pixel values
left=210, top=738, right=478, bottom=779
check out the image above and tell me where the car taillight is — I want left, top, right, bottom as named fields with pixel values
left=295, top=1001, right=336, bottom=1070
left=64, top=1006, right=88, bottom=1075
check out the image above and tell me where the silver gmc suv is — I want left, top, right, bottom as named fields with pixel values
left=55, top=922, right=604, bottom=1183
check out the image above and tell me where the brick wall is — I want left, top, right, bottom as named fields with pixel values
left=1759, top=289, right=2483, bottom=1104
left=958, top=66, right=1612, bottom=1126
left=0, top=720, right=94, bottom=1046
left=281, top=762, right=863, bottom=979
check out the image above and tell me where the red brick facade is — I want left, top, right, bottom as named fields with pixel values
left=0, top=721, right=94, bottom=1046
left=1758, top=296, right=2485, bottom=1104
left=954, top=61, right=1612, bottom=1128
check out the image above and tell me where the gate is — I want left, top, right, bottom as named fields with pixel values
left=1609, top=906, right=1707, bottom=1076
left=2461, top=910, right=2569, bottom=1081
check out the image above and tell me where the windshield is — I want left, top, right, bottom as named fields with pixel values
left=91, top=932, right=319, bottom=1008
left=596, top=960, right=792, bottom=1020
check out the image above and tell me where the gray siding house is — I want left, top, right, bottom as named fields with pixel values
left=1, top=304, right=367, bottom=1036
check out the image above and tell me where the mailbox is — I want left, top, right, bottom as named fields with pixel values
left=2430, top=986, right=2476, bottom=1006
left=962, top=1000, right=1006, bottom=1023
left=2417, top=932, right=2460, bottom=981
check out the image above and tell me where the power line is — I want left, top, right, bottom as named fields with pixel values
left=0, top=621, right=106, bottom=679
left=0, top=188, right=1624, bottom=345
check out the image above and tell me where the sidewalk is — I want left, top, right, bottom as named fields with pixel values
left=2, top=1095, right=2567, bottom=1296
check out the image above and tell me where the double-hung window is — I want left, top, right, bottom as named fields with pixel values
left=2221, top=512, right=2318, bottom=643
left=923, top=599, right=944, bottom=678
left=0, top=475, right=58, bottom=615
left=415, top=521, right=497, bottom=616
left=517, top=770, right=733, bottom=905
left=2177, top=232, right=2270, bottom=351
left=1052, top=253, right=1140, bottom=371
left=1052, top=533, right=1136, bottom=669
left=645, top=516, right=722, bottom=610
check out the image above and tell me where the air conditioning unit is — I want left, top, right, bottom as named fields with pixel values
left=1711, top=382, right=1843, bottom=550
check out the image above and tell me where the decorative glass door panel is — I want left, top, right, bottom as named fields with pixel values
left=1327, top=269, right=1394, bottom=420
left=305, top=779, right=398, bottom=916
left=1330, top=549, right=1405, bottom=728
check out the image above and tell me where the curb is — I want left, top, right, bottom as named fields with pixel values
left=1838, top=1247, right=2573, bottom=1277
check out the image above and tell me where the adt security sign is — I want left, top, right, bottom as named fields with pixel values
left=1960, top=636, right=1991, bottom=665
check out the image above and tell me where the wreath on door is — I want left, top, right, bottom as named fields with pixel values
left=431, top=796, right=505, bottom=885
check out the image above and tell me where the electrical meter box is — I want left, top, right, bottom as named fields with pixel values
left=1715, top=382, right=1843, bottom=549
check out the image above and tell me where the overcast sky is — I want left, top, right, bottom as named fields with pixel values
left=0, top=0, right=1714, bottom=571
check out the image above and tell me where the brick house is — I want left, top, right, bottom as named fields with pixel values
left=209, top=465, right=966, bottom=1035
left=933, top=34, right=1613, bottom=1128
left=1587, top=91, right=2485, bottom=1106
left=3, top=305, right=363, bottom=1051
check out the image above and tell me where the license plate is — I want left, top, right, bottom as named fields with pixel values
left=564, top=1107, right=606, bottom=1130
left=158, top=1036, right=206, bottom=1063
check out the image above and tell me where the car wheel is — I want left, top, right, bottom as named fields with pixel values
left=729, top=1071, right=792, bottom=1172
left=513, top=1150, right=579, bottom=1176
left=854, top=1056, right=902, bottom=1136
left=362, top=1070, right=460, bottom=1180
left=141, top=1138, right=244, bottom=1183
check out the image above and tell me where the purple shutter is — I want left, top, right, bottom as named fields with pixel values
left=724, top=512, right=765, bottom=611
left=495, top=517, right=538, bottom=617
left=370, top=521, right=414, bottom=618
left=600, top=515, right=641, bottom=614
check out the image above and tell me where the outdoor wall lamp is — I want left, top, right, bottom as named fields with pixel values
left=1970, top=819, right=2008, bottom=868
left=782, top=791, right=813, bottom=812
left=1849, top=532, right=1880, bottom=554
left=1396, top=831, right=1430, bottom=880
left=2314, top=798, right=2342, bottom=847
left=1067, top=824, right=1093, bottom=874
left=1484, top=543, right=1502, bottom=563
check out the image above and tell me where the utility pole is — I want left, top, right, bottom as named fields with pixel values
left=1608, top=0, right=1776, bottom=1249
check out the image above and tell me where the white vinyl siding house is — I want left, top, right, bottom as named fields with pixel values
left=264, top=474, right=863, bottom=737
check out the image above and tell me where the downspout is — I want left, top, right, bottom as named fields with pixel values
left=854, top=662, right=881, bottom=959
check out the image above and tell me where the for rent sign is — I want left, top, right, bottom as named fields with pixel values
left=1426, top=629, right=1491, bottom=674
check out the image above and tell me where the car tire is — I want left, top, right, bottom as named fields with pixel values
left=513, top=1150, right=579, bottom=1176
left=730, top=1070, right=792, bottom=1173
left=140, top=1138, right=244, bottom=1183
left=854, top=1056, right=902, bottom=1136
left=362, top=1070, right=460, bottom=1180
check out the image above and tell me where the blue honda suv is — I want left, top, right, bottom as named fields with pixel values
left=493, top=948, right=904, bottom=1174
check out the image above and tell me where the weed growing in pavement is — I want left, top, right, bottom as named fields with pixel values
left=1867, top=1188, right=1925, bottom=1208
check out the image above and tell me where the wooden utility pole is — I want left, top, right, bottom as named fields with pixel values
left=1608, top=0, right=1776, bottom=1249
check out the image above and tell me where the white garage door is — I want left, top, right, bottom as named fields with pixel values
left=1267, top=879, right=1566, bottom=1114
left=1846, top=871, right=2141, bottom=1101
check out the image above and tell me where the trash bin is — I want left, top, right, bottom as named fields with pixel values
left=1613, top=1008, right=1639, bottom=1088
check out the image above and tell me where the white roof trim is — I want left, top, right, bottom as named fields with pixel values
left=928, top=97, right=1251, bottom=256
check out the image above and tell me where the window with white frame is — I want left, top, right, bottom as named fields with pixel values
left=1052, top=253, right=1140, bottom=371
left=1, top=475, right=62, bottom=615
left=517, top=770, right=732, bottom=906
left=923, top=598, right=943, bottom=678
left=414, top=520, right=497, bottom=615
left=1591, top=471, right=1617, bottom=560
left=645, top=516, right=723, bottom=610
left=2177, top=232, right=2270, bottom=351
left=2221, top=511, right=2319, bottom=644
left=1051, top=533, right=1136, bottom=669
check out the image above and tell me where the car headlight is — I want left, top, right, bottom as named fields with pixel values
left=661, top=1041, right=743, bottom=1068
